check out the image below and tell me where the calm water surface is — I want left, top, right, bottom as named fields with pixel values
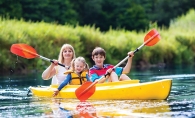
left=0, top=66, right=195, bottom=118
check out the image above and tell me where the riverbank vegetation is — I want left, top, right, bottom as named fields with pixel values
left=1, top=9, right=195, bottom=75
left=1, top=0, right=194, bottom=31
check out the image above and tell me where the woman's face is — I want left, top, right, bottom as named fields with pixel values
left=63, top=48, right=73, bottom=60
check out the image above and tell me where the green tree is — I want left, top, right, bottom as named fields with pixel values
left=20, top=0, right=78, bottom=24
left=0, top=0, right=22, bottom=18
left=1, top=0, right=195, bottom=31
left=99, top=0, right=149, bottom=31
left=71, top=0, right=149, bottom=31
left=137, top=0, right=195, bottom=27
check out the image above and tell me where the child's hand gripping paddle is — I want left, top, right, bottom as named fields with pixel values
left=75, top=29, right=161, bottom=101
left=10, top=44, right=65, bottom=67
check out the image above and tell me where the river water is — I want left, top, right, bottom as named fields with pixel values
left=0, top=65, right=195, bottom=118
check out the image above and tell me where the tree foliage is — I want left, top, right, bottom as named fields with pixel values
left=0, top=0, right=195, bottom=31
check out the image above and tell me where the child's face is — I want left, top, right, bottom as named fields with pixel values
left=92, top=54, right=105, bottom=67
left=74, top=60, right=85, bottom=73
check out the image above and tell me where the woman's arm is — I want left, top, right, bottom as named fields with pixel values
left=42, top=60, right=58, bottom=80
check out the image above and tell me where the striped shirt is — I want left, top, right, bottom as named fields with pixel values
left=89, top=64, right=123, bottom=82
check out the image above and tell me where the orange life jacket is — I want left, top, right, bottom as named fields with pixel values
left=64, top=70, right=88, bottom=85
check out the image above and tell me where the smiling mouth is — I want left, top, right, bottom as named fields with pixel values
left=65, top=55, right=71, bottom=57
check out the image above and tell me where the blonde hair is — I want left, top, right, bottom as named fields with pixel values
left=58, top=44, right=76, bottom=63
left=70, top=56, right=89, bottom=72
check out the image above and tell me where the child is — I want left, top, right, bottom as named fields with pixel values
left=53, top=56, right=90, bottom=97
left=89, top=47, right=134, bottom=83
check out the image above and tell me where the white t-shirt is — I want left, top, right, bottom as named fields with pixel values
left=51, top=65, right=68, bottom=85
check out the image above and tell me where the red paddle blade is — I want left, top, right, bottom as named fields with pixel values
left=10, top=44, right=39, bottom=59
left=144, top=29, right=160, bottom=46
left=75, top=81, right=96, bottom=101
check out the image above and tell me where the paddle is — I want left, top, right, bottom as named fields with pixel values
left=10, top=44, right=65, bottom=67
left=75, top=29, right=161, bottom=101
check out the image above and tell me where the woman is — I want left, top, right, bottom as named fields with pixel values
left=42, top=44, right=76, bottom=85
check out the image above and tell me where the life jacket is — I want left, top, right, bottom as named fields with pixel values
left=64, top=70, right=88, bottom=85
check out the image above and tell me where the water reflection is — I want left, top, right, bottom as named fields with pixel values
left=29, top=98, right=97, bottom=118
left=1, top=66, right=195, bottom=117
left=37, top=98, right=171, bottom=118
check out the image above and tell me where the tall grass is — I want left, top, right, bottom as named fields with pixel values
left=1, top=9, right=195, bottom=74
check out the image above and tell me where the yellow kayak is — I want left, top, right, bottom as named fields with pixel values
left=30, top=79, right=172, bottom=100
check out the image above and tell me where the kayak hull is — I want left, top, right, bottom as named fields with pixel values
left=30, top=79, right=172, bottom=100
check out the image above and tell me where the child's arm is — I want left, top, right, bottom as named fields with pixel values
left=89, top=73, right=100, bottom=82
left=89, top=68, right=111, bottom=83
left=123, top=51, right=134, bottom=73
left=86, top=74, right=90, bottom=81
left=53, top=74, right=71, bottom=97
left=58, top=74, right=71, bottom=90
left=89, top=69, right=99, bottom=82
